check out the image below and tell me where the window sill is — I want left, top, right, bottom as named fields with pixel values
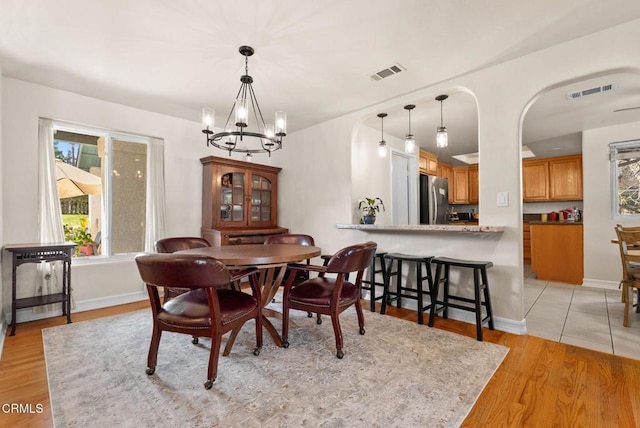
left=71, top=252, right=144, bottom=266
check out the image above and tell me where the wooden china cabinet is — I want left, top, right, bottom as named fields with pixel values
left=200, top=156, right=287, bottom=246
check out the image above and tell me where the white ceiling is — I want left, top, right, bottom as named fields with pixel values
left=2, top=0, right=640, bottom=164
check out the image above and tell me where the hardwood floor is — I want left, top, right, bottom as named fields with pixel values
left=1, top=300, right=639, bottom=427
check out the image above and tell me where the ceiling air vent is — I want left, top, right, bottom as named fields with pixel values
left=370, top=63, right=406, bottom=81
left=567, top=83, right=615, bottom=100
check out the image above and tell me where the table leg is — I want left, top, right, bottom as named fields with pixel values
left=222, top=264, right=287, bottom=355
left=10, top=256, right=17, bottom=336
left=65, top=258, right=72, bottom=324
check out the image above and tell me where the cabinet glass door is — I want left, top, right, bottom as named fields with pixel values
left=220, top=171, right=245, bottom=223
left=250, top=174, right=272, bottom=222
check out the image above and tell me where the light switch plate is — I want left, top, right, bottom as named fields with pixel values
left=497, top=191, right=509, bottom=207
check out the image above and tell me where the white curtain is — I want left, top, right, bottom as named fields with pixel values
left=144, top=137, right=166, bottom=252
left=37, top=119, right=70, bottom=312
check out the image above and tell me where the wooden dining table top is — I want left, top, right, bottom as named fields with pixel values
left=176, top=244, right=322, bottom=266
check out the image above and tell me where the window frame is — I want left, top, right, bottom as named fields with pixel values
left=52, top=122, right=152, bottom=259
left=610, top=139, right=640, bottom=219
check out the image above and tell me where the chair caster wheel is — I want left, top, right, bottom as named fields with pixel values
left=204, top=380, right=213, bottom=389
left=192, top=336, right=199, bottom=345
left=282, top=340, right=289, bottom=348
left=307, top=312, right=313, bottom=318
left=317, top=317, right=322, bottom=325
left=253, top=347, right=261, bottom=356
left=146, top=367, right=155, bottom=375
left=336, top=349, right=344, bottom=359
left=359, top=327, right=365, bottom=335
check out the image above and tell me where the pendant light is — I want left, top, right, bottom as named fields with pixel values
left=435, top=94, right=449, bottom=148
left=377, top=113, right=388, bottom=157
left=404, top=104, right=416, bottom=153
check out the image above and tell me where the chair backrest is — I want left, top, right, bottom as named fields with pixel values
left=326, top=241, right=377, bottom=274
left=135, top=253, right=232, bottom=289
left=155, top=237, right=210, bottom=253
left=615, top=225, right=640, bottom=280
left=264, top=234, right=315, bottom=247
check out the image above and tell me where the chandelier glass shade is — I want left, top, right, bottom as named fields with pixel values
left=435, top=94, right=448, bottom=148
left=404, top=104, right=416, bottom=153
left=202, top=46, right=286, bottom=156
left=377, top=113, right=388, bottom=157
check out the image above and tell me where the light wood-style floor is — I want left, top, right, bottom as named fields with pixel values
left=1, top=300, right=639, bottom=427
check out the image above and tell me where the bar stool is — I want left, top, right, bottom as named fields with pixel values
left=428, top=257, right=495, bottom=341
left=380, top=253, right=435, bottom=324
left=360, top=252, right=387, bottom=312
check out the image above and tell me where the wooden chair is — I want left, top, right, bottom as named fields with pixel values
left=264, top=234, right=315, bottom=288
left=135, top=253, right=262, bottom=389
left=281, top=241, right=377, bottom=358
left=155, top=237, right=211, bottom=303
left=614, top=225, right=640, bottom=326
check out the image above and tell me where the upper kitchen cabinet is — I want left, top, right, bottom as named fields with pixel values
left=437, top=162, right=455, bottom=204
left=452, top=166, right=470, bottom=204
left=200, top=156, right=287, bottom=246
left=468, top=165, right=479, bottom=204
left=523, top=155, right=582, bottom=202
left=522, top=159, right=550, bottom=201
left=549, top=154, right=583, bottom=200
left=419, top=150, right=438, bottom=175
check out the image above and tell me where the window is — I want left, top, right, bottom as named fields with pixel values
left=611, top=140, right=640, bottom=217
left=52, top=124, right=159, bottom=257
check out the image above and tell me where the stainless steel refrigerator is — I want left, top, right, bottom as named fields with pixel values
left=419, top=175, right=450, bottom=224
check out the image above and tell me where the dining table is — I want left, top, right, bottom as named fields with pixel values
left=176, top=243, right=321, bottom=352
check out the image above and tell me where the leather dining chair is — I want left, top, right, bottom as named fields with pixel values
left=281, top=241, right=377, bottom=358
left=135, top=253, right=263, bottom=389
left=155, top=237, right=211, bottom=303
left=264, top=233, right=317, bottom=319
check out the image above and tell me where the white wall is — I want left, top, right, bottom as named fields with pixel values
left=0, top=78, right=213, bottom=316
left=583, top=122, right=640, bottom=287
left=275, top=18, right=640, bottom=326
left=3, top=19, right=640, bottom=329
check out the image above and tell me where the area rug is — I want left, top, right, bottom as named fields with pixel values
left=43, top=306, right=508, bottom=428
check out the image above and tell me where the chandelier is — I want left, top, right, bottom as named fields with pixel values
left=202, top=46, right=287, bottom=156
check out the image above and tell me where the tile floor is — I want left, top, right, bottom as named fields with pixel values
left=524, top=266, right=640, bottom=359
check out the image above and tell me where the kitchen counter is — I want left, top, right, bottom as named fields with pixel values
left=526, top=220, right=583, bottom=225
left=336, top=224, right=504, bottom=233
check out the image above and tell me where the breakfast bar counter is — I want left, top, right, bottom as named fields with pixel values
left=336, top=224, right=505, bottom=233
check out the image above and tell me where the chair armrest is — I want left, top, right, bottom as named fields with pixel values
left=229, top=267, right=260, bottom=282
left=287, top=263, right=328, bottom=274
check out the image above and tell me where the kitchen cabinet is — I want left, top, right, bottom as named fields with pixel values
left=549, top=155, right=583, bottom=200
left=419, top=150, right=438, bottom=175
left=452, top=167, right=470, bottom=204
left=200, top=156, right=287, bottom=246
left=530, top=223, right=583, bottom=284
left=437, top=162, right=455, bottom=204
left=522, top=159, right=550, bottom=201
left=523, top=154, right=582, bottom=201
left=469, top=165, right=479, bottom=204
left=523, top=222, right=531, bottom=263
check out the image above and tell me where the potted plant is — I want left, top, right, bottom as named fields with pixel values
left=358, top=197, right=385, bottom=224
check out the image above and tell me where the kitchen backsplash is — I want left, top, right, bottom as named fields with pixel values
left=523, top=201, right=584, bottom=214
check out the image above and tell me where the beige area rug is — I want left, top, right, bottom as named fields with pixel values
left=43, top=306, right=508, bottom=428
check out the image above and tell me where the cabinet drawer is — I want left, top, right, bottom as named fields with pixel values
left=226, top=234, right=270, bottom=245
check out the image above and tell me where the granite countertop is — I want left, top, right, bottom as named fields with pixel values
left=335, top=224, right=505, bottom=233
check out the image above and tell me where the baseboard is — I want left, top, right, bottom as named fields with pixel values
left=582, top=278, right=620, bottom=291
left=3, top=290, right=148, bottom=326
left=363, top=291, right=527, bottom=335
